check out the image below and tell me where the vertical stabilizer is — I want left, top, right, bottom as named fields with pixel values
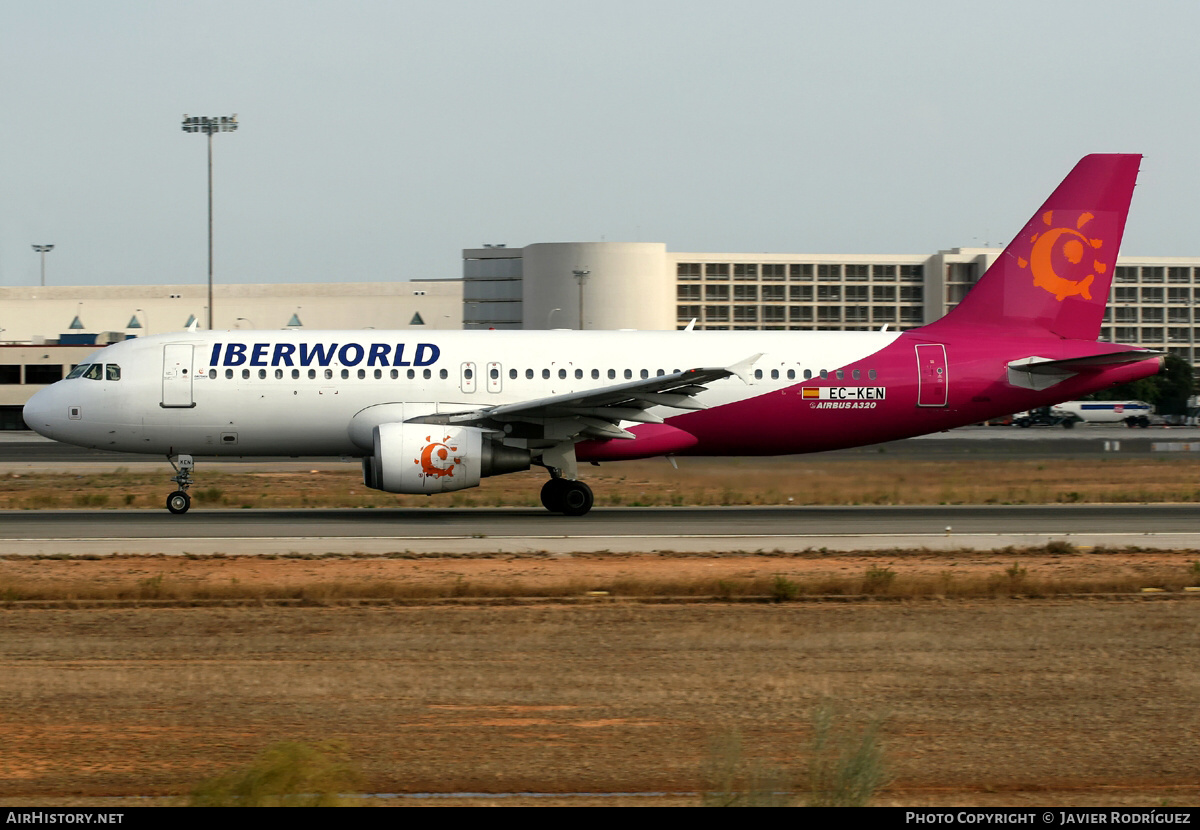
left=924, top=154, right=1141, bottom=340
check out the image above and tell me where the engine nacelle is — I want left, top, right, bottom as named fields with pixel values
left=362, top=423, right=530, bottom=494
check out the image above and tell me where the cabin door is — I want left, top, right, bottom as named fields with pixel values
left=915, top=343, right=948, bottom=407
left=161, top=344, right=196, bottom=408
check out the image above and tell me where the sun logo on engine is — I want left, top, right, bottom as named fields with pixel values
left=415, top=434, right=461, bottom=479
left=1017, top=210, right=1105, bottom=302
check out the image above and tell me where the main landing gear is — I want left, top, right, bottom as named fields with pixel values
left=540, top=476, right=594, bottom=516
left=166, top=454, right=194, bottom=515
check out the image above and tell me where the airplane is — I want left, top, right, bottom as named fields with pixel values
left=22, top=154, right=1162, bottom=516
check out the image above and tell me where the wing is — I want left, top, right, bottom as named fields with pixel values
left=406, top=354, right=760, bottom=442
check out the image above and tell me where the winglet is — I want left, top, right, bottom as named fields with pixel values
left=683, top=318, right=697, bottom=332
left=726, top=353, right=763, bottom=384
left=187, top=318, right=199, bottom=333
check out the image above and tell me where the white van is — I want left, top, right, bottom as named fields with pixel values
left=1049, top=400, right=1153, bottom=427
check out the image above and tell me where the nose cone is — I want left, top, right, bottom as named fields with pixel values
left=23, top=384, right=64, bottom=440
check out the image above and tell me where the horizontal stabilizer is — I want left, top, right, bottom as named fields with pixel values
left=1013, top=351, right=1162, bottom=374
left=1007, top=350, right=1162, bottom=390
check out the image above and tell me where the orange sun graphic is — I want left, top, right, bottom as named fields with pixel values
left=414, top=434, right=461, bottom=478
left=1016, top=210, right=1106, bottom=302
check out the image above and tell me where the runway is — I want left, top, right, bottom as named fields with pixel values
left=4, top=428, right=1200, bottom=555
left=3, top=504, right=1199, bottom=555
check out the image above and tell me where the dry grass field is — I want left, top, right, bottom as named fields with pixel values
left=0, top=591, right=1198, bottom=807
left=2, top=458, right=1200, bottom=806
left=0, top=549, right=1199, bottom=806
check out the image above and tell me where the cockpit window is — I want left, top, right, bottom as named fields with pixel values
left=83, top=364, right=103, bottom=380
left=66, top=364, right=90, bottom=379
left=105, top=364, right=121, bottom=381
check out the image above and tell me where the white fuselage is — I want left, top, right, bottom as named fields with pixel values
left=24, top=329, right=900, bottom=457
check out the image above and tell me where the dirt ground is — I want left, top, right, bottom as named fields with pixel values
left=0, top=550, right=1199, bottom=806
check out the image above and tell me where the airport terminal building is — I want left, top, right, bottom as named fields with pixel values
left=2, top=241, right=1199, bottom=427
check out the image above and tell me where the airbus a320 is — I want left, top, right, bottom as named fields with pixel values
left=23, top=154, right=1162, bottom=516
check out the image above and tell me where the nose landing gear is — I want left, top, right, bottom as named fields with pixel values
left=166, top=454, right=194, bottom=515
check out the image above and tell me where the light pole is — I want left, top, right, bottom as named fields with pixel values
left=32, top=245, right=54, bottom=286
left=573, top=270, right=590, bottom=330
left=1191, top=299, right=1199, bottom=373
left=182, top=114, right=238, bottom=329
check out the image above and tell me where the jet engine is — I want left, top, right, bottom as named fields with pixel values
left=362, top=423, right=530, bottom=494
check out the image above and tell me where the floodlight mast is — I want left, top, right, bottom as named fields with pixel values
left=181, top=114, right=238, bottom=329
left=31, top=245, right=54, bottom=287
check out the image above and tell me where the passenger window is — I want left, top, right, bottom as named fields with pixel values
left=640, top=369, right=649, bottom=379
left=492, top=368, right=500, bottom=380
left=439, top=369, right=448, bottom=379
left=820, top=370, right=828, bottom=379
left=308, top=369, right=316, bottom=380
left=422, top=369, right=431, bottom=380
left=105, top=365, right=121, bottom=381
left=787, top=369, right=795, bottom=380
left=275, top=369, right=284, bottom=379
left=656, top=369, right=665, bottom=377
left=389, top=369, right=398, bottom=379
left=804, top=369, right=812, bottom=380
left=624, top=369, right=632, bottom=379
left=754, top=370, right=763, bottom=380
left=226, top=369, right=233, bottom=379
left=542, top=369, right=550, bottom=379
left=509, top=369, right=517, bottom=380
left=292, top=369, right=300, bottom=379
left=464, top=368, right=474, bottom=380
left=357, top=369, right=365, bottom=379
left=324, top=369, right=333, bottom=380
left=574, top=369, right=582, bottom=379
left=259, top=369, right=267, bottom=379
left=836, top=370, right=844, bottom=380
left=558, top=369, right=567, bottom=379
left=407, top=369, right=415, bottom=380
left=852, top=369, right=860, bottom=380
left=526, top=369, right=534, bottom=379
left=374, top=369, right=382, bottom=379
left=771, top=370, right=779, bottom=380
left=242, top=369, right=250, bottom=380
left=869, top=369, right=877, bottom=380
left=608, top=369, right=616, bottom=380
left=207, top=369, right=214, bottom=380
left=591, top=369, right=599, bottom=380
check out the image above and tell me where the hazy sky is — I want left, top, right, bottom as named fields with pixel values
left=2, top=0, right=1198, bottom=287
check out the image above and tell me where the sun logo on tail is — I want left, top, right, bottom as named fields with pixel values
left=1017, top=211, right=1105, bottom=302
left=415, top=435, right=461, bottom=479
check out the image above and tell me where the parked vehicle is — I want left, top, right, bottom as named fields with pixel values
left=1049, top=400, right=1153, bottom=427
left=1013, top=406, right=1080, bottom=428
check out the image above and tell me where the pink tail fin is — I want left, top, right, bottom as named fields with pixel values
left=925, top=154, right=1141, bottom=341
